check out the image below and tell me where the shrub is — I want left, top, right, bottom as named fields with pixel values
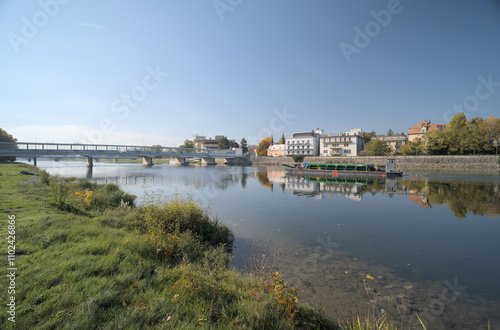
left=130, top=194, right=233, bottom=261
left=291, top=155, right=304, bottom=163
left=90, top=188, right=135, bottom=210
left=39, top=170, right=50, bottom=185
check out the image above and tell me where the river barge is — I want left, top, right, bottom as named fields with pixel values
left=282, top=159, right=403, bottom=179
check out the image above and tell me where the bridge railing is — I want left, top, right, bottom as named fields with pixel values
left=0, top=142, right=237, bottom=157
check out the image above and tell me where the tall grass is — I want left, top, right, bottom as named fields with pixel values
left=1, top=163, right=337, bottom=329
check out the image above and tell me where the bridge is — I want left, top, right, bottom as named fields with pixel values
left=0, top=142, right=243, bottom=167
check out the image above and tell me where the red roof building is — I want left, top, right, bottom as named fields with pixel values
left=408, top=120, right=446, bottom=142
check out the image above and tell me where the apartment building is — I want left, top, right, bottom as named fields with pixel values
left=285, top=129, right=324, bottom=156
left=319, top=128, right=364, bottom=156
left=372, top=135, right=407, bottom=154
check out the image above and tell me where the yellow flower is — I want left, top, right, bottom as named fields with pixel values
left=365, top=274, right=374, bottom=280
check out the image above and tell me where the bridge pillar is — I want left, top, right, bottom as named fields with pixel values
left=201, top=157, right=216, bottom=165
left=143, top=156, right=153, bottom=166
left=174, top=157, right=187, bottom=165
left=86, top=156, right=93, bottom=167
left=33, top=157, right=37, bottom=167
left=86, top=165, right=93, bottom=179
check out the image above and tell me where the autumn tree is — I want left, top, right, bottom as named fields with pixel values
left=256, top=136, right=272, bottom=156
left=482, top=115, right=500, bottom=154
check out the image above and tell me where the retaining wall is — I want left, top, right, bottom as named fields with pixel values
left=250, top=155, right=500, bottom=169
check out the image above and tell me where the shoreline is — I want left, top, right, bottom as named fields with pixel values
left=250, top=155, right=500, bottom=170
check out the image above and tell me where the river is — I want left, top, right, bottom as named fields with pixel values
left=35, top=160, right=500, bottom=329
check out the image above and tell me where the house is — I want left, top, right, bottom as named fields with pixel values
left=192, top=135, right=236, bottom=149
left=267, top=144, right=285, bottom=157
left=319, top=128, right=364, bottom=156
left=372, top=135, right=407, bottom=154
left=285, top=129, right=324, bottom=156
left=408, top=120, right=446, bottom=142
left=248, top=146, right=257, bottom=156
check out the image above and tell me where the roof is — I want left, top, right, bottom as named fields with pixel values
left=408, top=120, right=446, bottom=135
left=268, top=144, right=285, bottom=151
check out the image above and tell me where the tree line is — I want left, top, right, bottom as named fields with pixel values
left=364, top=113, right=499, bottom=156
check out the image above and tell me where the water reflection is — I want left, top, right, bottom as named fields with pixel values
left=263, top=168, right=500, bottom=219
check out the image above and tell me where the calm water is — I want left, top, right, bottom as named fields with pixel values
left=35, top=161, right=500, bottom=329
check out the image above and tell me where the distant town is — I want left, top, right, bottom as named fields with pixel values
left=179, top=113, right=500, bottom=157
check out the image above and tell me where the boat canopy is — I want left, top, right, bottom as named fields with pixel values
left=304, top=163, right=375, bottom=171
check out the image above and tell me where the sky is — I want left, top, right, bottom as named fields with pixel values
left=1, top=0, right=500, bottom=146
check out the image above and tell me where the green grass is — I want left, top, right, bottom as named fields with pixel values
left=0, top=162, right=336, bottom=329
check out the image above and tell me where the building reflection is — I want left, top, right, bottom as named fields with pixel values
left=263, top=168, right=500, bottom=218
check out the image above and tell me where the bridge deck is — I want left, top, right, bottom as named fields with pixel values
left=0, top=142, right=238, bottom=159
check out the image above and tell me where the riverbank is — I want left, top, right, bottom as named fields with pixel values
left=0, top=162, right=337, bottom=329
left=251, top=155, right=500, bottom=170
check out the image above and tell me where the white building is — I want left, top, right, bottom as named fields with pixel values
left=285, top=129, right=324, bottom=156
left=319, top=128, right=365, bottom=156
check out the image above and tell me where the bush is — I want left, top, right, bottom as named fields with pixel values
left=39, top=170, right=50, bottom=185
left=129, top=194, right=233, bottom=261
left=291, top=155, right=304, bottom=163
left=90, top=188, right=135, bottom=210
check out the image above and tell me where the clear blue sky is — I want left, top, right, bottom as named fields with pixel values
left=1, top=0, right=499, bottom=146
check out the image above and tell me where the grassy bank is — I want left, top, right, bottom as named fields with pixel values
left=0, top=162, right=337, bottom=329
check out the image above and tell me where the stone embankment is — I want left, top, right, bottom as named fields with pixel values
left=250, top=155, right=500, bottom=170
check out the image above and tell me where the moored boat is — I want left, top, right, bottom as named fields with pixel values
left=282, top=159, right=403, bottom=179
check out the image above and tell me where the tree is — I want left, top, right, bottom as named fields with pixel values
left=278, top=133, right=286, bottom=144
left=482, top=115, right=500, bottom=154
left=446, top=113, right=467, bottom=154
left=365, top=139, right=391, bottom=156
left=218, top=136, right=230, bottom=149
left=256, top=136, right=272, bottom=156
left=425, top=129, right=448, bottom=155
left=179, top=139, right=194, bottom=148
left=460, top=117, right=486, bottom=154
left=386, top=129, right=395, bottom=136
left=362, top=130, right=376, bottom=143
left=400, top=138, right=426, bottom=155
left=0, top=128, right=17, bottom=162
left=240, top=138, right=248, bottom=154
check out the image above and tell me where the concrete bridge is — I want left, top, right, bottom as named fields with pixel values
left=0, top=142, right=243, bottom=167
